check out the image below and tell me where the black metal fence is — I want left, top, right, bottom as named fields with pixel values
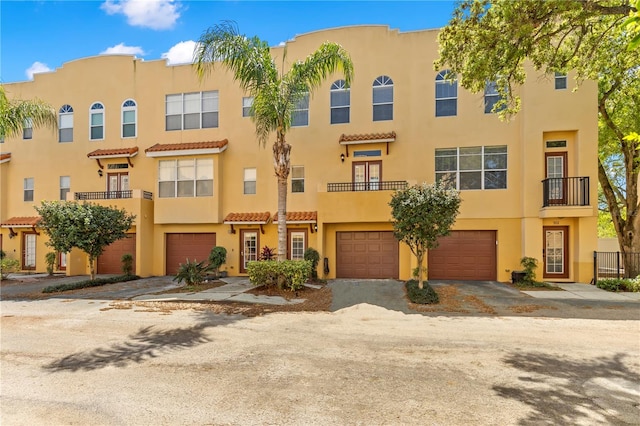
left=76, top=191, right=133, bottom=200
left=594, top=251, right=640, bottom=280
left=542, top=177, right=590, bottom=207
left=327, top=180, right=408, bottom=192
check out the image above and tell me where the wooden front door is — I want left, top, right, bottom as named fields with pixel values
left=240, top=230, right=259, bottom=273
left=543, top=226, right=569, bottom=279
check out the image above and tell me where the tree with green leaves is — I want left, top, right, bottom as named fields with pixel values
left=436, top=0, right=640, bottom=275
left=0, top=84, right=56, bottom=139
left=389, top=182, right=461, bottom=288
left=35, top=201, right=135, bottom=280
left=194, top=21, right=353, bottom=261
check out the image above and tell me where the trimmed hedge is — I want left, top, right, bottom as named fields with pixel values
left=42, top=274, right=140, bottom=293
left=247, top=260, right=312, bottom=291
left=596, top=278, right=640, bottom=293
left=406, top=279, right=439, bottom=304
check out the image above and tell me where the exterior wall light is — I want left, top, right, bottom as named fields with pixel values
left=98, top=169, right=103, bottom=177
left=340, top=153, right=345, bottom=162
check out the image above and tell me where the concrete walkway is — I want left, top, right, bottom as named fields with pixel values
left=133, top=277, right=306, bottom=305
left=524, top=283, right=640, bottom=301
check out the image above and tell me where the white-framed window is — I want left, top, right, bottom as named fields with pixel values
left=23, top=118, right=33, bottom=139
left=330, top=80, right=350, bottom=124
left=435, top=146, right=507, bottom=190
left=158, top=158, right=213, bottom=198
left=555, top=72, right=567, bottom=90
left=484, top=81, right=502, bottom=114
left=290, top=231, right=306, bottom=260
left=122, top=99, right=137, bottom=138
left=244, top=168, right=256, bottom=195
left=165, top=91, right=219, bottom=130
left=90, top=102, right=104, bottom=140
left=60, top=176, right=70, bottom=201
left=24, top=177, right=34, bottom=201
left=373, top=75, right=393, bottom=121
left=435, top=70, right=457, bottom=117
left=242, top=97, right=253, bottom=117
left=292, top=93, right=309, bottom=127
left=291, top=165, right=304, bottom=193
left=59, top=104, right=73, bottom=142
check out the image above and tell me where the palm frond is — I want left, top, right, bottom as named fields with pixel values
left=0, top=85, right=57, bottom=138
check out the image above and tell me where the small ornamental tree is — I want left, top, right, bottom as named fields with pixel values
left=35, top=201, right=135, bottom=280
left=389, top=182, right=461, bottom=288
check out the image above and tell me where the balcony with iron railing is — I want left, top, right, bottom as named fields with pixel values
left=71, top=189, right=154, bottom=221
left=74, top=190, right=153, bottom=201
left=540, top=176, right=592, bottom=218
left=319, top=180, right=408, bottom=222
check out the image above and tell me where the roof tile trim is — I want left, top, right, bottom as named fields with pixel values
left=339, top=131, right=396, bottom=143
left=223, top=211, right=272, bottom=223
left=87, top=147, right=139, bottom=158
left=1, top=216, right=41, bottom=227
left=145, top=140, right=228, bottom=153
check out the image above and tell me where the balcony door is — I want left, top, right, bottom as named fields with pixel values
left=353, top=161, right=381, bottom=191
left=545, top=152, right=567, bottom=205
left=107, top=172, right=129, bottom=198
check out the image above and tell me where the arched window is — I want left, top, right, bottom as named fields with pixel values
left=122, top=99, right=137, bottom=138
left=90, top=102, right=104, bottom=140
left=373, top=76, right=393, bottom=121
left=330, top=80, right=350, bottom=124
left=59, top=104, right=73, bottom=142
left=435, top=70, right=457, bottom=117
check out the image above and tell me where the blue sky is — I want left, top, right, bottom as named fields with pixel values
left=1, top=1, right=456, bottom=83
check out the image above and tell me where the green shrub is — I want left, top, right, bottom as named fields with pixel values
left=208, top=246, right=227, bottom=277
left=0, top=258, right=20, bottom=280
left=121, top=253, right=134, bottom=276
left=247, top=260, right=312, bottom=291
left=173, top=259, right=212, bottom=286
left=303, top=247, right=320, bottom=280
left=520, top=257, right=538, bottom=284
left=45, top=252, right=57, bottom=276
left=596, top=277, right=640, bottom=292
left=406, top=280, right=439, bottom=304
left=42, top=274, right=140, bottom=293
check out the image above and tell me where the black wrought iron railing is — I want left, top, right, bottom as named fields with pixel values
left=327, top=180, right=408, bottom=192
left=594, top=251, right=640, bottom=280
left=542, top=177, right=589, bottom=207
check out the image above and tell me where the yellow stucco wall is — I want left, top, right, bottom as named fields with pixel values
left=0, top=25, right=598, bottom=282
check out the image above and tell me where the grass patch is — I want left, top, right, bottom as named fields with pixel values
left=406, top=279, right=439, bottom=304
left=42, top=275, right=140, bottom=293
left=513, top=280, right=560, bottom=290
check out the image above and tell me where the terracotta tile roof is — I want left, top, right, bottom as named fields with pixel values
left=339, top=131, right=396, bottom=143
left=145, top=140, right=228, bottom=153
left=1, top=216, right=41, bottom=227
left=273, top=211, right=317, bottom=222
left=0, top=153, right=11, bottom=162
left=87, top=147, right=139, bottom=158
left=223, top=211, right=271, bottom=223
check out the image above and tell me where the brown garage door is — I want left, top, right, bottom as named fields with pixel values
left=428, top=231, right=496, bottom=280
left=166, top=233, right=216, bottom=275
left=98, top=234, right=136, bottom=274
left=336, top=231, right=399, bottom=279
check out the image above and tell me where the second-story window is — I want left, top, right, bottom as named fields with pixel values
left=291, top=165, right=304, bottom=193
left=122, top=99, right=137, bottom=138
left=435, top=70, right=457, bottom=117
left=330, top=80, right=350, bottom=124
left=244, top=168, right=256, bottom=194
left=555, top=72, right=567, bottom=90
left=158, top=159, right=213, bottom=198
left=90, top=102, right=104, bottom=140
left=242, top=97, right=253, bottom=117
left=24, top=177, right=34, bottom=201
left=59, top=104, right=73, bottom=142
left=60, top=176, right=70, bottom=201
left=23, top=118, right=33, bottom=139
left=166, top=91, right=219, bottom=131
left=484, top=81, right=500, bottom=114
left=373, top=75, right=393, bottom=121
left=291, top=93, right=309, bottom=127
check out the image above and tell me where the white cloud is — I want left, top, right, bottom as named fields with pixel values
left=100, top=43, right=145, bottom=56
left=162, top=40, right=197, bottom=65
left=25, top=62, right=52, bottom=80
left=101, top=0, right=180, bottom=30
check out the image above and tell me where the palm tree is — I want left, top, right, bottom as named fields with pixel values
left=0, top=85, right=57, bottom=139
left=194, top=21, right=353, bottom=260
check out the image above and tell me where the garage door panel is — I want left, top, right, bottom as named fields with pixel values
left=337, top=231, right=398, bottom=279
left=166, top=233, right=216, bottom=275
left=428, top=231, right=496, bottom=281
left=98, top=234, right=136, bottom=274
